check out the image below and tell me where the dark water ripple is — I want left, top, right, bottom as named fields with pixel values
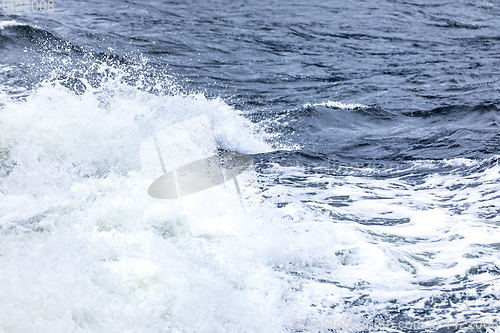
left=3, top=0, right=500, bottom=114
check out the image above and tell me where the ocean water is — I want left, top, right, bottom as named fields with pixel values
left=1, top=0, right=499, bottom=332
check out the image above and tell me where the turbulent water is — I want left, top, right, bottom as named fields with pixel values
left=1, top=0, right=500, bottom=332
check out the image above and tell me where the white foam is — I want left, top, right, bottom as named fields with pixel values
left=0, top=77, right=287, bottom=331
left=253, top=159, right=500, bottom=323
left=1, top=77, right=499, bottom=330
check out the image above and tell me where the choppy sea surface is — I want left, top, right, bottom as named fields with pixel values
left=1, top=0, right=500, bottom=332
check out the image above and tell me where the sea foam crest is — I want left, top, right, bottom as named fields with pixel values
left=305, top=100, right=368, bottom=110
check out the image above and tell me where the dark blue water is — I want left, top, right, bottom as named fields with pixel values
left=1, top=0, right=500, bottom=331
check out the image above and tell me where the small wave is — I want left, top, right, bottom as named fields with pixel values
left=305, top=100, right=368, bottom=110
